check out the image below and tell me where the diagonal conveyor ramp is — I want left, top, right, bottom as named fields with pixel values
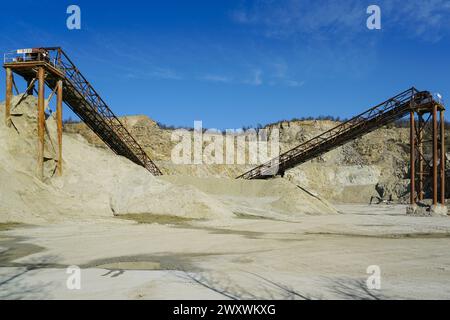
left=237, top=88, right=437, bottom=179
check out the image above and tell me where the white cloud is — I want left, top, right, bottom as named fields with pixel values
left=231, top=0, right=366, bottom=40
left=200, top=69, right=305, bottom=88
left=117, top=66, right=183, bottom=81
left=285, top=80, right=305, bottom=87
left=245, top=69, right=263, bottom=86
left=232, top=0, right=450, bottom=42
left=151, top=67, right=183, bottom=80
left=386, top=0, right=450, bottom=42
left=201, top=74, right=233, bottom=83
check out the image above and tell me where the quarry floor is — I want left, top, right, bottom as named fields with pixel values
left=1, top=204, right=450, bottom=300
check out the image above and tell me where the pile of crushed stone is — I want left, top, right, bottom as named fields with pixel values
left=0, top=95, right=336, bottom=224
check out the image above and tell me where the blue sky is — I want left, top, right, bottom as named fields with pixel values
left=0, top=0, right=449, bottom=129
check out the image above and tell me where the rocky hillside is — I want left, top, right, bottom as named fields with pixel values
left=65, top=115, right=448, bottom=204
left=0, top=95, right=336, bottom=223
left=268, top=120, right=410, bottom=203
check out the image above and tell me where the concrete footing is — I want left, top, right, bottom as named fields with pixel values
left=431, top=205, right=448, bottom=216
left=406, top=203, right=448, bottom=216
left=406, top=204, right=418, bottom=215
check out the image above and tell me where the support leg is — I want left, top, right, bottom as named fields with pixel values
left=56, top=80, right=63, bottom=176
left=432, top=104, right=438, bottom=206
left=410, top=111, right=416, bottom=205
left=5, top=67, right=12, bottom=127
left=418, top=114, right=424, bottom=201
left=26, top=78, right=35, bottom=95
left=440, top=110, right=446, bottom=205
left=37, top=67, right=45, bottom=180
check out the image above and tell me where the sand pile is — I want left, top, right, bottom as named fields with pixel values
left=161, top=175, right=337, bottom=218
left=0, top=95, right=233, bottom=223
left=0, top=95, right=335, bottom=224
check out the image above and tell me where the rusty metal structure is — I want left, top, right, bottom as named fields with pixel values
left=409, top=96, right=446, bottom=206
left=3, top=47, right=162, bottom=177
left=237, top=88, right=446, bottom=207
left=2, top=48, right=446, bottom=206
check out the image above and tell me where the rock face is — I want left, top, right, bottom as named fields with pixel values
left=65, top=113, right=450, bottom=204
left=268, top=120, right=412, bottom=203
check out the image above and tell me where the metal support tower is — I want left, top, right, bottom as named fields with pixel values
left=3, top=47, right=162, bottom=178
left=409, top=99, right=446, bottom=206
left=238, top=88, right=446, bottom=207
left=4, top=62, right=65, bottom=179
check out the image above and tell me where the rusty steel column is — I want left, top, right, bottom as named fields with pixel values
left=418, top=114, right=424, bottom=201
left=26, top=78, right=35, bottom=95
left=432, top=104, right=438, bottom=206
left=5, top=67, right=12, bottom=127
left=56, top=80, right=63, bottom=176
left=410, top=111, right=416, bottom=205
left=440, top=109, right=446, bottom=205
left=37, top=67, right=45, bottom=180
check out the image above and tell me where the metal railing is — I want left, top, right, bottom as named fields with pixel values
left=4, top=49, right=58, bottom=67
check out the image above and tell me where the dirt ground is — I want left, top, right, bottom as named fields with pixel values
left=1, top=203, right=450, bottom=300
